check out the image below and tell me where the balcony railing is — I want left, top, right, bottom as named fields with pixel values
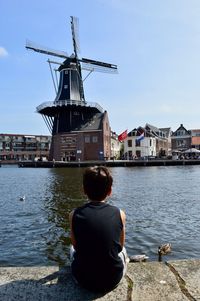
left=36, top=100, right=103, bottom=113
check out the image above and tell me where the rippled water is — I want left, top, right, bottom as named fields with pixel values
left=0, top=164, right=200, bottom=266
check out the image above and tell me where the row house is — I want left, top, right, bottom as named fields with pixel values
left=171, top=124, right=200, bottom=153
left=190, top=129, right=200, bottom=149
left=171, top=124, right=191, bottom=152
left=124, top=126, right=156, bottom=159
left=159, top=127, right=172, bottom=155
left=0, top=134, right=51, bottom=161
left=125, top=123, right=200, bottom=159
left=124, top=124, right=170, bottom=159
left=111, top=131, right=121, bottom=159
left=145, top=124, right=171, bottom=157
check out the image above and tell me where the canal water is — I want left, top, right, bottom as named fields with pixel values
left=0, top=164, right=200, bottom=266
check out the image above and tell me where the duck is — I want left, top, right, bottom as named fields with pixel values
left=19, top=195, right=26, bottom=201
left=129, top=254, right=149, bottom=262
left=158, top=243, right=171, bottom=262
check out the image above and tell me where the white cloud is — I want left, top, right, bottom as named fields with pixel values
left=0, top=47, right=8, bottom=57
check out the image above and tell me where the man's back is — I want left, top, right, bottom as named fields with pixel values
left=71, top=201, right=124, bottom=291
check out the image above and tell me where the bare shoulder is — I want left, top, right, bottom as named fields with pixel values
left=120, top=209, right=126, bottom=225
left=69, top=210, right=75, bottom=221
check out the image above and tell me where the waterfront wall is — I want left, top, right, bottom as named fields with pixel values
left=17, top=159, right=200, bottom=168
left=0, top=259, right=200, bottom=301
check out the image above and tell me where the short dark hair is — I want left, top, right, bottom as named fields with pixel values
left=83, top=166, right=113, bottom=201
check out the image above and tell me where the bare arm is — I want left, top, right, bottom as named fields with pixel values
left=69, top=210, right=77, bottom=249
left=120, top=209, right=126, bottom=248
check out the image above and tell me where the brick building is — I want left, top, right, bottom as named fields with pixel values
left=0, top=134, right=51, bottom=162
left=191, top=129, right=200, bottom=149
left=171, top=124, right=191, bottom=152
left=49, top=111, right=111, bottom=161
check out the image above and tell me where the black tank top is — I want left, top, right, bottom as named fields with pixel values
left=71, top=201, right=124, bottom=292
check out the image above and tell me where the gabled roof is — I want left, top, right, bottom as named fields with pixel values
left=159, top=127, right=171, bottom=137
left=145, top=123, right=160, bottom=132
left=128, top=126, right=145, bottom=137
left=145, top=123, right=167, bottom=138
left=172, top=124, right=191, bottom=136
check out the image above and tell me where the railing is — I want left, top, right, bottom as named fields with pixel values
left=36, top=100, right=103, bottom=113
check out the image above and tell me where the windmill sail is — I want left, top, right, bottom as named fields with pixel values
left=82, top=57, right=117, bottom=70
left=81, top=58, right=118, bottom=73
left=26, top=40, right=69, bottom=59
left=71, top=16, right=80, bottom=57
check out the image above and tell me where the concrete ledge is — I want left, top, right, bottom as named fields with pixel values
left=0, top=266, right=128, bottom=301
left=127, top=260, right=200, bottom=301
left=0, top=260, right=200, bottom=301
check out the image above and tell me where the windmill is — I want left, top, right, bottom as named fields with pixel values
left=26, top=16, right=117, bottom=161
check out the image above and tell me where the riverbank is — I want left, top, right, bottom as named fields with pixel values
left=0, top=259, right=199, bottom=301
left=16, top=158, right=200, bottom=168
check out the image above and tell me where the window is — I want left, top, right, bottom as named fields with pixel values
left=128, top=151, right=132, bottom=158
left=136, top=150, right=141, bottom=157
left=177, top=140, right=185, bottom=147
left=64, top=85, right=68, bottom=89
left=85, top=136, right=90, bottom=143
left=177, top=130, right=185, bottom=136
left=92, top=136, right=98, bottom=143
left=135, top=140, right=141, bottom=147
left=128, top=140, right=132, bottom=147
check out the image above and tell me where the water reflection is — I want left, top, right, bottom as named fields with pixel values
left=43, top=168, right=86, bottom=266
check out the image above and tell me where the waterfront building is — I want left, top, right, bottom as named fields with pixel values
left=0, top=134, right=51, bottom=162
left=159, top=127, right=172, bottom=155
left=191, top=129, right=200, bottom=150
left=50, top=111, right=111, bottom=161
left=124, top=127, right=157, bottom=159
left=111, top=132, right=121, bottom=159
left=145, top=123, right=170, bottom=157
left=171, top=124, right=191, bottom=152
left=124, top=124, right=170, bottom=159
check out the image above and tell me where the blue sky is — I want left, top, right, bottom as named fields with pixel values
left=1, top=0, right=200, bottom=135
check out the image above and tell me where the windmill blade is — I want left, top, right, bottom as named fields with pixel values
left=81, top=63, right=118, bottom=73
left=71, top=16, right=80, bottom=58
left=81, top=57, right=118, bottom=73
left=81, top=57, right=117, bottom=70
left=26, top=40, right=69, bottom=59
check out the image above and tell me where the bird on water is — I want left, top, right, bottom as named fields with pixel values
left=158, top=243, right=172, bottom=262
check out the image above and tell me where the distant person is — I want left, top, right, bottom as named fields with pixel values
left=69, top=166, right=127, bottom=292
